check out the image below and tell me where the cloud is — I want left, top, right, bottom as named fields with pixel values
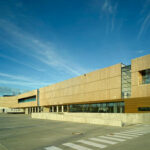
left=138, top=13, right=150, bottom=39
left=0, top=19, right=87, bottom=76
left=101, top=0, right=118, bottom=33
left=0, top=53, right=46, bottom=72
left=138, top=0, right=150, bottom=39
left=0, top=72, right=49, bottom=88
left=140, top=0, right=150, bottom=14
left=0, top=79, right=47, bottom=87
left=102, top=0, right=113, bottom=14
left=137, top=50, right=145, bottom=54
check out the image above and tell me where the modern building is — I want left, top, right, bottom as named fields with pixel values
left=0, top=54, right=150, bottom=114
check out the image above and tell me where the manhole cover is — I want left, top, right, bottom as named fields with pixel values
left=72, top=132, right=83, bottom=135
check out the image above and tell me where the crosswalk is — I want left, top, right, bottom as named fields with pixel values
left=44, top=125, right=150, bottom=150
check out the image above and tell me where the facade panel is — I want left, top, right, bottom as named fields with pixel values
left=39, top=64, right=121, bottom=106
left=131, top=54, right=150, bottom=98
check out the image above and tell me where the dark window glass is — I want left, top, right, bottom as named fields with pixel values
left=69, top=102, right=124, bottom=113
left=18, top=96, right=36, bottom=103
left=64, top=105, right=67, bottom=112
left=140, top=69, right=150, bottom=84
left=138, top=107, right=150, bottom=111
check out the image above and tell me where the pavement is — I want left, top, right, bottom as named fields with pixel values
left=0, top=114, right=150, bottom=150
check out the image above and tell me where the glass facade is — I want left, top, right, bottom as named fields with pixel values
left=18, top=96, right=36, bottom=103
left=140, top=69, right=150, bottom=84
left=121, top=65, right=131, bottom=98
left=69, top=102, right=124, bottom=113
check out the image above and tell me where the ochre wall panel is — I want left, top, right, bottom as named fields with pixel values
left=131, top=54, right=150, bottom=98
left=0, top=96, right=18, bottom=108
left=39, top=64, right=122, bottom=106
left=125, top=97, right=150, bottom=113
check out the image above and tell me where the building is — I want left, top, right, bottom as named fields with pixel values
left=0, top=54, right=150, bottom=114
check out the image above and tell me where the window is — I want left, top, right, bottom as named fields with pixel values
left=139, top=69, right=150, bottom=84
left=69, top=102, right=124, bottom=113
left=138, top=107, right=150, bottom=111
left=18, top=96, right=36, bottom=103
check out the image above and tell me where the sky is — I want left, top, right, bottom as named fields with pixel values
left=0, top=0, right=150, bottom=92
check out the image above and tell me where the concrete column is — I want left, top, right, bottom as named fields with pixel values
left=52, top=106, right=54, bottom=112
left=57, top=106, right=59, bottom=113
left=67, top=105, right=69, bottom=112
left=25, top=108, right=28, bottom=114
left=62, top=105, right=64, bottom=112
left=114, top=103, right=117, bottom=113
left=29, top=107, right=31, bottom=114
left=28, top=108, right=30, bottom=114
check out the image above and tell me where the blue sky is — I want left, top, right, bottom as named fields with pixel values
left=0, top=0, right=150, bottom=91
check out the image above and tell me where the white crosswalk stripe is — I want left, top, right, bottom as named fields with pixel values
left=122, top=131, right=144, bottom=135
left=121, top=132, right=143, bottom=135
left=44, top=126, right=150, bottom=150
left=123, top=130, right=144, bottom=133
left=115, top=133, right=139, bottom=137
left=63, top=143, right=92, bottom=150
left=89, top=137, right=118, bottom=145
left=78, top=139, right=107, bottom=148
left=99, top=136, right=126, bottom=142
left=129, top=130, right=146, bottom=133
left=126, top=129, right=148, bottom=133
left=44, top=146, right=62, bottom=150
left=107, top=134, right=133, bottom=139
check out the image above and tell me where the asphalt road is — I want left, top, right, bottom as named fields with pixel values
left=0, top=114, right=150, bottom=150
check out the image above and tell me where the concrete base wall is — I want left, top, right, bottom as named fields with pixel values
left=32, top=113, right=123, bottom=126
left=31, top=112, right=150, bottom=127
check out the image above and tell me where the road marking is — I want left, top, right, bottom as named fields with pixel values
left=63, top=143, right=92, bottom=150
left=122, top=131, right=144, bottom=135
left=44, top=146, right=62, bottom=150
left=78, top=140, right=107, bottom=148
left=107, top=135, right=133, bottom=139
left=122, top=130, right=144, bottom=133
left=115, top=133, right=139, bottom=137
left=99, top=136, right=126, bottom=142
left=89, top=137, right=117, bottom=145
left=126, top=129, right=148, bottom=133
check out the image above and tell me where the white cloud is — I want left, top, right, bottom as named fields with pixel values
left=0, top=79, right=47, bottom=88
left=102, top=0, right=113, bottom=14
left=138, top=13, right=150, bottom=39
left=137, top=50, right=145, bottom=54
left=0, top=19, right=87, bottom=76
left=0, top=72, right=49, bottom=88
left=0, top=53, right=46, bottom=72
left=101, top=0, right=118, bottom=33
left=140, top=0, right=150, bottom=14
left=102, top=0, right=117, bottom=14
left=138, top=0, right=150, bottom=39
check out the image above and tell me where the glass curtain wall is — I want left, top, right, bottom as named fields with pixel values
left=69, top=102, right=124, bottom=113
left=121, top=65, right=131, bottom=98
